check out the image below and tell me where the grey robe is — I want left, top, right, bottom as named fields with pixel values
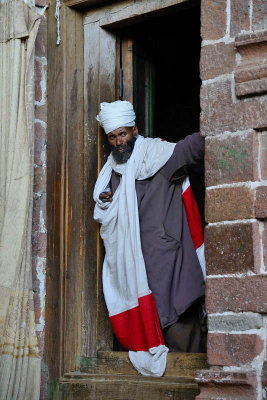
left=110, top=132, right=205, bottom=329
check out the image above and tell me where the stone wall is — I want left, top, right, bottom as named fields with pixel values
left=197, top=0, right=267, bottom=399
left=33, top=4, right=48, bottom=399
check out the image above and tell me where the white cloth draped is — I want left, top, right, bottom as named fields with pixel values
left=0, top=0, right=41, bottom=398
left=94, top=135, right=175, bottom=376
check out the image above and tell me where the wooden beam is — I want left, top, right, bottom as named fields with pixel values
left=46, top=0, right=84, bottom=381
left=82, top=0, right=194, bottom=27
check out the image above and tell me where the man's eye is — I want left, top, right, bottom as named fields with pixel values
left=109, top=136, right=115, bottom=140
left=120, top=132, right=127, bottom=137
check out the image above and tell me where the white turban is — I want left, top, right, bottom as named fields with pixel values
left=96, top=100, right=136, bottom=134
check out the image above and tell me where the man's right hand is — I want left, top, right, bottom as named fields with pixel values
left=99, top=191, right=113, bottom=203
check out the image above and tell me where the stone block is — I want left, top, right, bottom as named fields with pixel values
left=208, top=312, right=263, bottom=332
left=230, top=0, right=250, bottom=37
left=206, top=275, right=267, bottom=313
left=235, top=94, right=267, bottom=131
left=262, top=361, right=267, bottom=397
left=201, top=0, right=227, bottom=40
left=205, top=131, right=258, bottom=186
left=252, top=0, right=267, bottom=31
left=35, top=0, right=47, bottom=6
left=260, top=132, right=267, bottom=180
left=205, top=222, right=260, bottom=274
left=36, top=331, right=45, bottom=357
left=34, top=122, right=46, bottom=166
left=34, top=166, right=46, bottom=193
left=32, top=193, right=46, bottom=233
left=200, top=42, right=236, bottom=81
left=255, top=186, right=267, bottom=218
left=195, top=369, right=258, bottom=399
left=263, top=221, right=267, bottom=270
left=201, top=79, right=267, bottom=136
left=35, top=15, right=47, bottom=58
left=207, top=333, right=264, bottom=366
left=35, top=59, right=43, bottom=103
left=32, top=232, right=47, bottom=258
left=205, top=186, right=255, bottom=222
left=35, top=104, right=47, bottom=122
left=200, top=79, right=235, bottom=135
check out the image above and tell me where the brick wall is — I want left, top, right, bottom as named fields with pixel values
left=197, top=0, right=267, bottom=399
left=33, top=5, right=48, bottom=399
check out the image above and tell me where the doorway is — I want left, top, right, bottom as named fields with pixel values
left=47, top=0, right=207, bottom=388
left=116, top=2, right=205, bottom=223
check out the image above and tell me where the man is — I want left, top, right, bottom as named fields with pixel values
left=94, top=100, right=206, bottom=376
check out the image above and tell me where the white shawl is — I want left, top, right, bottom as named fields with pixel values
left=93, top=135, right=175, bottom=376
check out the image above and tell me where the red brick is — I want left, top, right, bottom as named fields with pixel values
left=36, top=331, right=45, bottom=357
left=201, top=0, right=227, bottom=40
left=205, top=186, right=255, bottom=222
left=33, top=166, right=46, bottom=193
left=260, top=132, right=267, bottom=180
left=230, top=0, right=250, bottom=37
left=262, top=361, right=267, bottom=394
left=207, top=333, right=264, bottom=366
left=35, top=0, right=47, bottom=7
left=252, top=0, right=267, bottom=31
left=205, top=222, right=260, bottom=275
left=201, top=79, right=267, bottom=136
left=35, top=104, right=47, bottom=122
left=200, top=43, right=235, bottom=81
left=35, top=59, right=43, bottom=103
left=255, top=186, right=267, bottom=218
left=34, top=291, right=41, bottom=323
left=205, top=131, right=258, bottom=186
left=35, top=15, right=47, bottom=58
left=32, top=232, right=47, bottom=258
left=34, top=122, right=46, bottom=166
left=32, top=193, right=46, bottom=233
left=206, top=275, right=267, bottom=313
left=195, top=370, right=258, bottom=399
left=263, top=221, right=267, bottom=270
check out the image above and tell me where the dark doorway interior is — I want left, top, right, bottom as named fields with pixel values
left=120, top=3, right=204, bottom=222
left=114, top=3, right=204, bottom=351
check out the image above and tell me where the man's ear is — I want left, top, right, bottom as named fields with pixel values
left=133, top=125, right=139, bottom=137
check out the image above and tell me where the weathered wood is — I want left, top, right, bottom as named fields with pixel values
left=78, top=351, right=208, bottom=377
left=57, top=374, right=200, bottom=400
left=83, top=20, right=101, bottom=359
left=46, top=0, right=84, bottom=381
left=46, top=0, right=67, bottom=383
left=63, top=6, right=84, bottom=373
left=83, top=21, right=116, bottom=358
left=121, top=37, right=133, bottom=103
left=83, top=0, right=192, bottom=27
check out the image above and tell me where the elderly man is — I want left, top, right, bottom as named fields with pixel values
left=94, top=100, right=206, bottom=376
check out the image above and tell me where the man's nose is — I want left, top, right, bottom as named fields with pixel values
left=116, top=136, right=123, bottom=146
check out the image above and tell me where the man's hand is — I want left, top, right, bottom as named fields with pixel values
left=99, top=191, right=113, bottom=203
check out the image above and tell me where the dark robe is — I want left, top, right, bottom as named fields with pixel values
left=110, top=132, right=206, bottom=350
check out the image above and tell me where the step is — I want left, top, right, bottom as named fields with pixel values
left=55, top=352, right=207, bottom=399
left=57, top=373, right=200, bottom=400
left=79, top=351, right=208, bottom=377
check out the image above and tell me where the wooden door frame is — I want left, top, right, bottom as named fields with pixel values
left=46, top=0, right=199, bottom=387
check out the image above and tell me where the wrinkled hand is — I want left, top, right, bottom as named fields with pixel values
left=99, top=191, right=113, bottom=203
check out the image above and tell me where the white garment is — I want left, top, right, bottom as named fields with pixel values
left=93, top=135, right=175, bottom=376
left=96, top=100, right=136, bottom=134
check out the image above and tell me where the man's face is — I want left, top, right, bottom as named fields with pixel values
left=107, top=126, right=138, bottom=164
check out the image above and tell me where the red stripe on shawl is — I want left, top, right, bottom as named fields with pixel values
left=110, top=293, right=165, bottom=351
left=182, top=185, right=204, bottom=250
